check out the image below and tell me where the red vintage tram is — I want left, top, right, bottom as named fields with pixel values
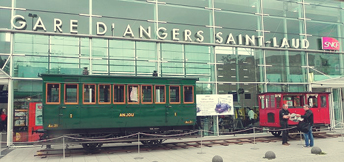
left=258, top=92, right=330, bottom=137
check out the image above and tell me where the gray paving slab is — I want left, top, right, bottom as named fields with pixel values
left=1, top=132, right=344, bottom=162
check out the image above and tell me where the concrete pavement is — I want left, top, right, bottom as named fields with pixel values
left=1, top=131, right=344, bottom=162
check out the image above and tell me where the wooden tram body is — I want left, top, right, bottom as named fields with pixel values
left=40, top=74, right=197, bottom=146
left=259, top=92, right=330, bottom=130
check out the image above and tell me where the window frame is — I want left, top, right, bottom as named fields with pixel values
left=141, top=85, right=153, bottom=104
left=113, top=84, right=126, bottom=104
left=127, top=84, right=140, bottom=104
left=183, top=85, right=194, bottom=104
left=64, top=83, right=79, bottom=105
left=169, top=85, right=181, bottom=104
left=154, top=85, right=166, bottom=104
left=46, top=83, right=61, bottom=104
left=82, top=84, right=96, bottom=105
left=98, top=84, right=111, bottom=104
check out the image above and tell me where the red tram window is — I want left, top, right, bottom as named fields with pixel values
left=307, top=95, right=318, bottom=108
left=142, top=85, right=153, bottom=104
left=259, top=95, right=265, bottom=109
left=320, top=95, right=327, bottom=108
left=46, top=83, right=60, bottom=104
left=99, top=84, right=111, bottom=104
left=65, top=84, right=79, bottom=105
left=155, top=85, right=166, bottom=104
left=169, top=86, right=180, bottom=104
left=283, top=95, right=304, bottom=108
left=275, top=94, right=281, bottom=108
left=114, top=84, right=125, bottom=104
left=183, top=86, right=194, bottom=104
left=128, top=85, right=139, bottom=104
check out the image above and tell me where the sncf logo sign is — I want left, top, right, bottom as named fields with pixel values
left=322, top=37, right=340, bottom=51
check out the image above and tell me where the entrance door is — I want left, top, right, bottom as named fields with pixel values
left=332, top=88, right=343, bottom=128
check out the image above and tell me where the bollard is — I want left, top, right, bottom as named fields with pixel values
left=212, top=155, right=223, bottom=162
left=251, top=127, right=258, bottom=150
left=134, top=132, right=143, bottom=159
left=197, top=130, right=205, bottom=154
left=264, top=151, right=276, bottom=160
left=311, top=147, right=322, bottom=154
left=63, top=136, right=65, bottom=159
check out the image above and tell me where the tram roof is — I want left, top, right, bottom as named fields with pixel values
left=40, top=74, right=199, bottom=81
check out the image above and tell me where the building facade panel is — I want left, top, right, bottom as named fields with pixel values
left=1, top=0, right=344, bottom=145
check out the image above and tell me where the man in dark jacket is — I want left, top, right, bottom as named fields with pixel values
left=297, top=104, right=314, bottom=147
left=279, top=104, right=290, bottom=146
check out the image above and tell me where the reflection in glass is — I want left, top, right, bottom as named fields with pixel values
left=155, top=86, right=165, bottom=103
left=184, top=86, right=193, bottom=103
left=47, top=84, right=59, bottom=103
left=142, top=85, right=152, bottom=103
left=128, top=85, right=139, bottom=103
left=83, top=84, right=95, bottom=103
left=99, top=85, right=110, bottom=103
left=65, top=84, right=78, bottom=103
left=114, top=85, right=125, bottom=103
left=170, top=86, right=180, bottom=103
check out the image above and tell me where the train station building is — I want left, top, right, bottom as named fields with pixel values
left=1, top=0, right=344, bottom=145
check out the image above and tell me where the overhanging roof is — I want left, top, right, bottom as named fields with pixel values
left=312, top=77, right=344, bottom=88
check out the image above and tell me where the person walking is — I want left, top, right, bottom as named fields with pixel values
left=280, top=104, right=290, bottom=146
left=297, top=104, right=314, bottom=147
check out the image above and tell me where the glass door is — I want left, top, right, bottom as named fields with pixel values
left=332, top=88, right=343, bottom=128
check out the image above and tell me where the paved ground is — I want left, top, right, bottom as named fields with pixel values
left=1, top=131, right=344, bottom=162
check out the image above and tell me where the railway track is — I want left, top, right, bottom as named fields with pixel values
left=35, top=131, right=342, bottom=158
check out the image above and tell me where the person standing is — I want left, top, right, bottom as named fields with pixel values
left=0, top=109, right=7, bottom=132
left=280, top=104, right=290, bottom=146
left=248, top=108, right=255, bottom=126
left=297, top=104, right=314, bottom=147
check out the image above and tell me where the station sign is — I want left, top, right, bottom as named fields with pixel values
left=11, top=15, right=310, bottom=49
left=322, top=37, right=340, bottom=51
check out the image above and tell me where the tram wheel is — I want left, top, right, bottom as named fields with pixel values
left=140, top=140, right=163, bottom=146
left=288, top=129, right=298, bottom=139
left=271, top=131, right=281, bottom=137
left=82, top=143, right=103, bottom=153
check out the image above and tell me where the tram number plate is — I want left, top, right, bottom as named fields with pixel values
left=119, top=113, right=135, bottom=117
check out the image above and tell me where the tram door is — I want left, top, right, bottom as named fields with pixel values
left=165, top=85, right=180, bottom=125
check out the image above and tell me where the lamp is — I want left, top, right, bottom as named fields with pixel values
left=28, top=13, right=38, bottom=30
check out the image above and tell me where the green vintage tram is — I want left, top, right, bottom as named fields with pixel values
left=41, top=74, right=197, bottom=147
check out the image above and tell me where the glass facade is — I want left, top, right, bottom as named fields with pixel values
left=2, top=0, right=344, bottom=143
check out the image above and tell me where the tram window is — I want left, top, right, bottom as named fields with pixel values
left=320, top=96, right=327, bottom=108
left=114, top=85, right=125, bottom=104
left=308, top=96, right=318, bottom=108
left=83, top=84, right=96, bottom=104
left=46, top=83, right=60, bottom=104
left=266, top=95, right=270, bottom=108
left=128, top=85, right=139, bottom=104
left=170, top=86, right=180, bottom=104
left=99, top=84, right=111, bottom=104
left=276, top=95, right=281, bottom=108
left=155, top=85, right=165, bottom=103
left=269, top=95, right=275, bottom=108
left=142, top=85, right=152, bottom=104
left=65, top=84, right=78, bottom=104
left=283, top=95, right=304, bottom=108
left=260, top=96, right=265, bottom=109
left=184, top=86, right=194, bottom=103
